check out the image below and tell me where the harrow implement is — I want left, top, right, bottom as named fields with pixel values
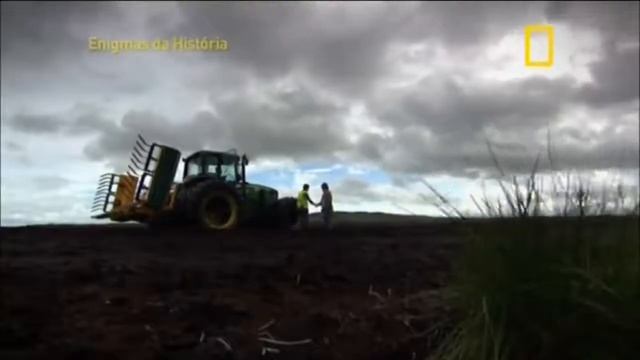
left=90, top=134, right=180, bottom=221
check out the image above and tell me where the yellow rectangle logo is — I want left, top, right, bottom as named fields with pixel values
left=525, top=24, right=554, bottom=68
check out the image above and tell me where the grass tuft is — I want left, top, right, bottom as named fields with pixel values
left=426, top=141, right=640, bottom=360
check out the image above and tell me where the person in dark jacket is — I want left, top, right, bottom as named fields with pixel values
left=318, top=182, right=333, bottom=229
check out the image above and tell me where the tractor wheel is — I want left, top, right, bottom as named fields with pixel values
left=196, top=189, right=240, bottom=230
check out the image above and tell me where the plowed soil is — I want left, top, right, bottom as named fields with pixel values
left=1, top=218, right=462, bottom=360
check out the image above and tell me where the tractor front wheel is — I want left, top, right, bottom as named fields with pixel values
left=197, top=190, right=240, bottom=230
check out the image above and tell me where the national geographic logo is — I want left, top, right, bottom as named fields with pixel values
left=88, top=37, right=229, bottom=54
left=524, top=24, right=554, bottom=68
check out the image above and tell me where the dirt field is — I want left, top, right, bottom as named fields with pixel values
left=1, top=216, right=463, bottom=360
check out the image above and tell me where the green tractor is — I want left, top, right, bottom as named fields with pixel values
left=91, top=135, right=298, bottom=230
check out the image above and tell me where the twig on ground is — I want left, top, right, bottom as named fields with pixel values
left=258, top=319, right=276, bottom=332
left=368, top=285, right=386, bottom=303
left=258, top=337, right=313, bottom=346
left=261, top=347, right=281, bottom=355
left=215, top=337, right=232, bottom=352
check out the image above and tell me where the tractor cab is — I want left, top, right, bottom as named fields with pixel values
left=182, top=151, right=249, bottom=184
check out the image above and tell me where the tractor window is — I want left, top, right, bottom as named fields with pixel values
left=186, top=161, right=201, bottom=176
left=220, top=164, right=236, bottom=181
left=207, top=164, right=219, bottom=175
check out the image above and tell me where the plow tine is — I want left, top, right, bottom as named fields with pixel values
left=127, top=165, right=139, bottom=176
left=131, top=158, right=144, bottom=170
left=93, top=195, right=109, bottom=203
left=135, top=137, right=149, bottom=149
left=99, top=174, right=116, bottom=181
left=137, top=134, right=150, bottom=147
left=93, top=197, right=108, bottom=205
left=131, top=159, right=143, bottom=170
left=133, top=146, right=146, bottom=160
left=135, top=141, right=149, bottom=154
left=130, top=162, right=144, bottom=172
left=131, top=153, right=144, bottom=167
left=97, top=179, right=111, bottom=185
left=131, top=150, right=143, bottom=162
left=93, top=203, right=111, bottom=211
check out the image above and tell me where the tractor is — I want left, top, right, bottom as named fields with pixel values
left=91, top=135, right=298, bottom=230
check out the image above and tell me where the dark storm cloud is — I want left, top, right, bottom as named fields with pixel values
left=166, top=1, right=544, bottom=95
left=356, top=121, right=639, bottom=177
left=546, top=1, right=639, bottom=106
left=1, top=2, right=162, bottom=97
left=7, top=104, right=117, bottom=136
left=2, top=1, right=638, bottom=180
left=210, top=82, right=351, bottom=159
left=373, top=75, right=576, bottom=136
left=8, top=114, right=61, bottom=133
left=75, top=80, right=351, bottom=170
left=545, top=1, right=639, bottom=43
left=577, top=44, right=640, bottom=105
left=356, top=72, right=614, bottom=176
left=0, top=2, right=123, bottom=67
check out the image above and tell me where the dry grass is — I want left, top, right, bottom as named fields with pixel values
left=425, top=141, right=640, bottom=360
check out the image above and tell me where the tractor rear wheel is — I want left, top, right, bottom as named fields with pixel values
left=196, top=189, right=240, bottom=230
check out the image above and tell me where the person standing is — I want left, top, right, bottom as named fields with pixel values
left=296, top=184, right=316, bottom=229
left=318, top=182, right=333, bottom=229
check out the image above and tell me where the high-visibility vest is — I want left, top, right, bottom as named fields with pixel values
left=297, top=190, right=309, bottom=209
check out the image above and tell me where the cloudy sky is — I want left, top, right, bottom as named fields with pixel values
left=1, top=1, right=638, bottom=225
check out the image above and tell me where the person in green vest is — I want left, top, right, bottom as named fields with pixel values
left=297, top=183, right=317, bottom=229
